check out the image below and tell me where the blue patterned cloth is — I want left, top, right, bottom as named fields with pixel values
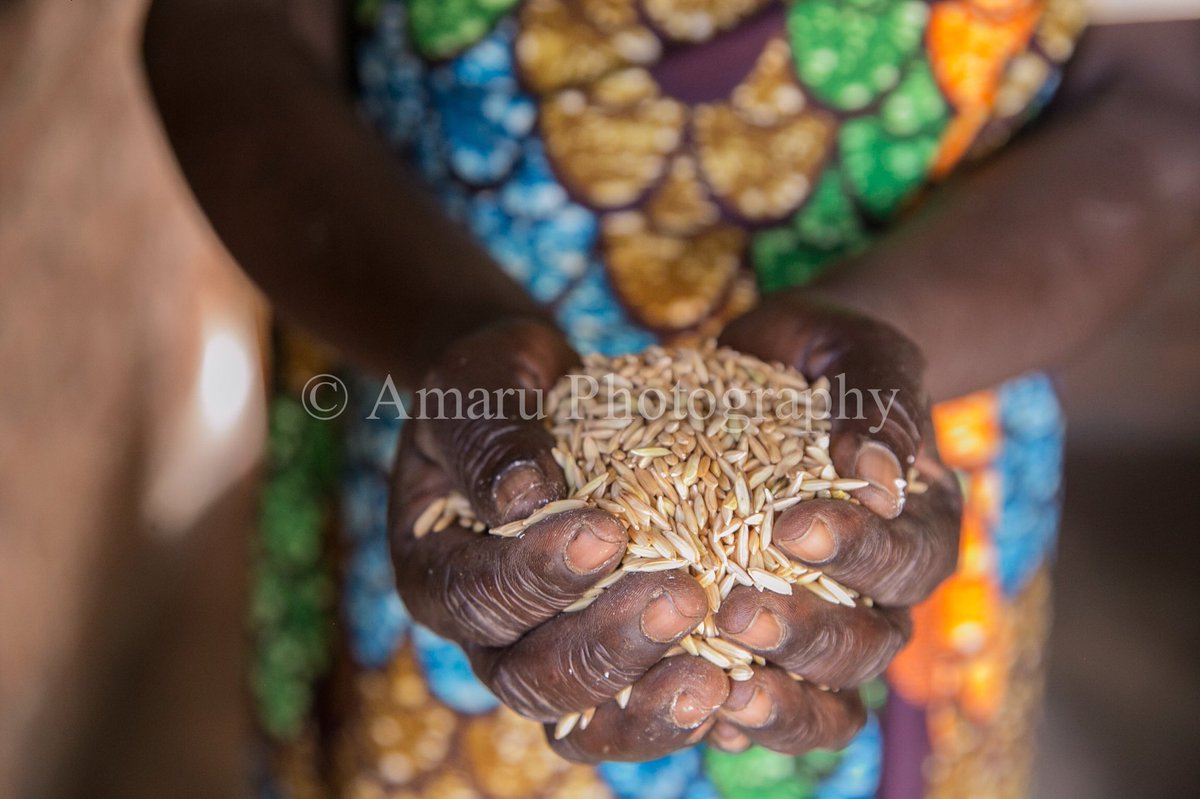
left=333, top=4, right=1068, bottom=799
left=994, top=374, right=1065, bottom=596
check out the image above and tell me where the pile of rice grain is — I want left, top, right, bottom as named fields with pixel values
left=417, top=341, right=882, bottom=738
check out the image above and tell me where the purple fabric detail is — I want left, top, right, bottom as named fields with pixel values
left=878, top=690, right=930, bottom=799
left=648, top=5, right=786, bottom=105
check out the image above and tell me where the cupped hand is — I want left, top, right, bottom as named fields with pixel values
left=707, top=295, right=963, bottom=754
left=389, top=320, right=726, bottom=760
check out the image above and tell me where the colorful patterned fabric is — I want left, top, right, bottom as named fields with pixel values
left=252, top=1, right=1083, bottom=796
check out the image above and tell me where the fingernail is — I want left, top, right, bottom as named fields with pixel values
left=855, top=441, right=904, bottom=506
left=565, top=521, right=625, bottom=574
left=493, top=463, right=547, bottom=521
left=641, top=590, right=703, bottom=643
left=724, top=682, right=756, bottom=711
left=782, top=518, right=836, bottom=563
left=670, top=690, right=717, bottom=728
left=725, top=609, right=785, bottom=650
left=724, top=686, right=773, bottom=728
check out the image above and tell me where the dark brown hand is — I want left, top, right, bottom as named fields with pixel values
left=707, top=295, right=962, bottom=753
left=389, top=320, right=725, bottom=759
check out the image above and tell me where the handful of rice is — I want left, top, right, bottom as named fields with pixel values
left=418, top=341, right=882, bottom=737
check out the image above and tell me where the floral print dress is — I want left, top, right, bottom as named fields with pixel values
left=252, top=1, right=1084, bottom=797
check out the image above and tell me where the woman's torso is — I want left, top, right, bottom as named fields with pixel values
left=254, top=2, right=1078, bottom=797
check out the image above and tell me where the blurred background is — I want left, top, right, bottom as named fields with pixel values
left=1, top=0, right=1196, bottom=797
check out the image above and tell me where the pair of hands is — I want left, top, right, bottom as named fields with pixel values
left=389, top=296, right=961, bottom=762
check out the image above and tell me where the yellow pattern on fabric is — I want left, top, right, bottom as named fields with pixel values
left=335, top=644, right=611, bottom=799
left=266, top=2, right=1091, bottom=796
left=925, top=568, right=1053, bottom=798
left=888, top=390, right=1057, bottom=796
left=517, top=4, right=847, bottom=333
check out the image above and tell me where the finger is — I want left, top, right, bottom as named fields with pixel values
left=823, top=315, right=926, bottom=519
left=768, top=464, right=962, bottom=605
left=392, top=427, right=628, bottom=647
left=719, top=299, right=927, bottom=519
left=715, top=666, right=865, bottom=755
left=715, top=587, right=911, bottom=688
left=550, top=655, right=729, bottom=763
left=418, top=319, right=580, bottom=526
left=469, top=571, right=707, bottom=721
left=829, top=426, right=920, bottom=520
left=707, top=721, right=753, bottom=753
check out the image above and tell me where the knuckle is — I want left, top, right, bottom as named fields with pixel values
left=779, top=617, right=836, bottom=675
left=865, top=523, right=948, bottom=606
left=510, top=640, right=628, bottom=719
left=889, top=610, right=914, bottom=649
left=773, top=709, right=844, bottom=755
left=443, top=574, right=521, bottom=646
left=490, top=662, right=558, bottom=721
left=839, top=517, right=901, bottom=592
left=872, top=574, right=920, bottom=608
left=776, top=693, right=864, bottom=754
left=508, top=553, right=577, bottom=607
left=857, top=618, right=909, bottom=682
left=455, top=420, right=526, bottom=477
left=872, top=415, right=920, bottom=463
left=905, top=521, right=959, bottom=603
left=929, top=534, right=959, bottom=588
left=445, top=562, right=571, bottom=647
left=787, top=613, right=897, bottom=687
left=894, top=534, right=937, bottom=603
left=570, top=640, right=630, bottom=694
left=766, top=732, right=814, bottom=757
left=819, top=701, right=866, bottom=751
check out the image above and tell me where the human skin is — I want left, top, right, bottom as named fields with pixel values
left=389, top=313, right=959, bottom=759
left=1, top=1, right=257, bottom=796
left=144, top=0, right=1200, bottom=760
left=805, top=22, right=1200, bottom=401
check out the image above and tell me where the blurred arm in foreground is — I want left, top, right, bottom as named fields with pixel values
left=144, top=0, right=549, bottom=385
left=803, top=21, right=1200, bottom=401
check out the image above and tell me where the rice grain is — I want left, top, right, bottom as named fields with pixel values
left=426, top=342, right=893, bottom=733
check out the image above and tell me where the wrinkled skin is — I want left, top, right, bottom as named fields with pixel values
left=389, top=306, right=961, bottom=760
left=140, top=0, right=1200, bottom=778
left=706, top=294, right=961, bottom=754
left=391, top=320, right=725, bottom=756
